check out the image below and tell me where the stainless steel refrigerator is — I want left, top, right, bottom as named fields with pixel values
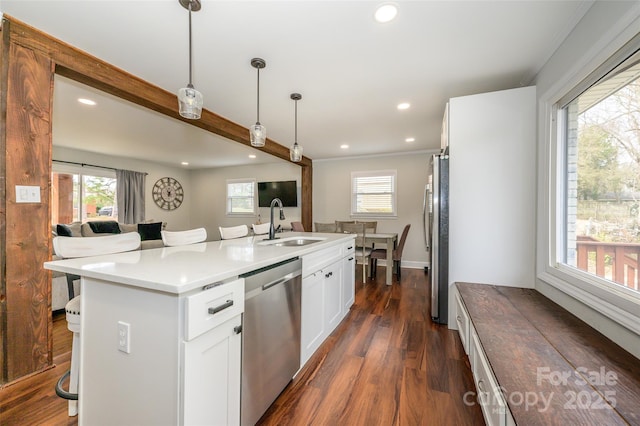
left=426, top=152, right=449, bottom=324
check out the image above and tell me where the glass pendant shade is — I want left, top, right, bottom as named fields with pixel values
left=178, top=85, right=203, bottom=119
left=250, top=123, right=266, bottom=147
left=290, top=142, right=303, bottom=162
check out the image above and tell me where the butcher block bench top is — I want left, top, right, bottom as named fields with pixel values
left=456, top=282, right=640, bottom=426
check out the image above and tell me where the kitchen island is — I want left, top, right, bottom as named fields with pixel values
left=45, top=232, right=356, bottom=426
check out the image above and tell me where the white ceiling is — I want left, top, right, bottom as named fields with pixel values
left=1, top=0, right=592, bottom=168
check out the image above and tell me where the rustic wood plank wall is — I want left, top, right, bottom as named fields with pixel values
left=0, top=15, right=313, bottom=384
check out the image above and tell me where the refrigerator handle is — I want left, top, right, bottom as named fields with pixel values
left=423, top=184, right=430, bottom=251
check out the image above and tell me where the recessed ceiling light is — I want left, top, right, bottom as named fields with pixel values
left=77, top=98, right=96, bottom=106
left=249, top=154, right=257, bottom=159
left=181, top=161, right=189, bottom=166
left=397, top=102, right=410, bottom=110
left=340, top=144, right=349, bottom=149
left=374, top=4, right=398, bottom=23
left=405, top=137, right=415, bottom=143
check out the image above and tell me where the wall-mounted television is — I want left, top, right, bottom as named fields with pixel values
left=258, top=180, right=298, bottom=207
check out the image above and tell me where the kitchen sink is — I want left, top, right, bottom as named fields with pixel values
left=258, top=237, right=325, bottom=247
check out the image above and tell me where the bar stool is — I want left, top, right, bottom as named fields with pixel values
left=52, top=232, right=141, bottom=416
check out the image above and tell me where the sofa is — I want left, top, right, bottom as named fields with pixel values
left=50, top=220, right=166, bottom=311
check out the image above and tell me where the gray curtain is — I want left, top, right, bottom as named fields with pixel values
left=116, top=169, right=146, bottom=224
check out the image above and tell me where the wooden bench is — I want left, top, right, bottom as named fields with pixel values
left=455, top=282, right=640, bottom=426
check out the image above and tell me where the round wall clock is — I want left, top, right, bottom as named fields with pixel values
left=152, top=177, right=184, bottom=210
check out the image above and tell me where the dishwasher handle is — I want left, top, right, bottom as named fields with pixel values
left=262, top=277, right=287, bottom=291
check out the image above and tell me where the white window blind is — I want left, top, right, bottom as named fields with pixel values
left=226, top=179, right=256, bottom=215
left=351, top=170, right=397, bottom=217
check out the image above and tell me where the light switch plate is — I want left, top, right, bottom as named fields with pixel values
left=15, top=185, right=41, bottom=203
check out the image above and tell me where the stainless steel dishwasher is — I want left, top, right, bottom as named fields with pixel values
left=240, top=257, right=302, bottom=426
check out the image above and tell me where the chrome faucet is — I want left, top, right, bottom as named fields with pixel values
left=268, top=198, right=285, bottom=240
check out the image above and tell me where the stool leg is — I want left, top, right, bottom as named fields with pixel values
left=68, top=331, right=80, bottom=416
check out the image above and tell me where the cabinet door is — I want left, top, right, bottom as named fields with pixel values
left=324, top=261, right=343, bottom=333
left=182, top=315, right=241, bottom=426
left=342, top=254, right=355, bottom=316
left=301, top=271, right=325, bottom=365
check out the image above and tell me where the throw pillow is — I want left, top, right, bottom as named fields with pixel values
left=88, top=220, right=121, bottom=234
left=56, top=224, right=73, bottom=237
left=138, top=222, right=163, bottom=241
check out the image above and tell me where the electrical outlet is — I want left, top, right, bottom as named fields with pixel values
left=118, top=321, right=131, bottom=354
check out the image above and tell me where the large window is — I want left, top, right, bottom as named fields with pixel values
left=351, top=170, right=397, bottom=217
left=51, top=163, right=117, bottom=225
left=226, top=179, right=256, bottom=216
left=558, top=39, right=640, bottom=296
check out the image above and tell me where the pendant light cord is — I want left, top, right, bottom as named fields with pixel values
left=256, top=67, right=261, bottom=123
left=188, top=1, right=193, bottom=87
left=294, top=98, right=298, bottom=145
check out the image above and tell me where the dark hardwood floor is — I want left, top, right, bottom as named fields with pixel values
left=0, top=266, right=484, bottom=426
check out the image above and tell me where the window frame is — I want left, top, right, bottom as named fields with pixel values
left=541, top=30, right=640, bottom=336
left=225, top=178, right=257, bottom=217
left=350, top=170, right=397, bottom=219
left=51, top=162, right=117, bottom=223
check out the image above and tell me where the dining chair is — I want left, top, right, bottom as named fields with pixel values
left=291, top=221, right=305, bottom=232
left=251, top=222, right=271, bottom=235
left=341, top=222, right=372, bottom=283
left=335, top=220, right=356, bottom=233
left=370, top=224, right=411, bottom=280
left=219, top=224, right=249, bottom=239
left=357, top=221, right=378, bottom=248
left=161, top=228, right=207, bottom=246
left=314, top=222, right=337, bottom=232
left=52, top=232, right=142, bottom=416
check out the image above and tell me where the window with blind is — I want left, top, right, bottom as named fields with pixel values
left=351, top=170, right=397, bottom=217
left=226, top=179, right=256, bottom=216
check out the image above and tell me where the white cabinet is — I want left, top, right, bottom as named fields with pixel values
left=301, top=270, right=326, bottom=364
left=455, top=291, right=470, bottom=354
left=301, top=239, right=355, bottom=366
left=79, top=277, right=244, bottom=426
left=342, top=252, right=355, bottom=315
left=182, top=315, right=241, bottom=426
left=324, top=261, right=343, bottom=332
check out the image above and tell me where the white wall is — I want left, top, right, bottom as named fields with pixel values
left=53, top=146, right=192, bottom=230
left=313, top=152, right=431, bottom=269
left=534, top=1, right=640, bottom=358
left=190, top=162, right=301, bottom=240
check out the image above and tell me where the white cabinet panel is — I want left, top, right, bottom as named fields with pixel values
left=455, top=291, right=470, bottom=355
left=471, top=328, right=507, bottom=426
left=182, top=315, right=242, bottom=426
left=324, top=261, right=343, bottom=332
left=342, top=254, right=355, bottom=315
left=301, top=271, right=325, bottom=365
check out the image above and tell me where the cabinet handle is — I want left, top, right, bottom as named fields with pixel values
left=325, top=271, right=333, bottom=278
left=456, top=315, right=462, bottom=323
left=234, top=325, right=242, bottom=334
left=348, top=257, right=354, bottom=261
left=477, top=378, right=485, bottom=393
left=347, top=246, right=353, bottom=250
left=208, top=299, right=234, bottom=315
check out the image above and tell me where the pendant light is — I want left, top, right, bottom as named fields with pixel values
left=250, top=58, right=267, bottom=147
left=290, top=93, right=303, bottom=162
left=177, top=0, right=203, bottom=120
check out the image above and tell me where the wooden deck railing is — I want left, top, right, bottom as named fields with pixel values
left=576, top=240, right=640, bottom=290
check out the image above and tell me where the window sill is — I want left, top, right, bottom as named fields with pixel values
left=538, top=265, right=640, bottom=336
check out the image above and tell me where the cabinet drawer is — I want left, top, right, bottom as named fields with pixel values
left=302, top=245, right=343, bottom=277
left=185, top=278, right=244, bottom=341
left=471, top=329, right=507, bottom=426
left=343, top=240, right=355, bottom=257
left=455, top=291, right=470, bottom=355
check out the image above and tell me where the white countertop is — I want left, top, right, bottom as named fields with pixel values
left=44, top=232, right=353, bottom=295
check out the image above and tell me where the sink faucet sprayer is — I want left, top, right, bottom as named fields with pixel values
left=268, top=198, right=285, bottom=240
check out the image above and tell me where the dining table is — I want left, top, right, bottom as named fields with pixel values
left=365, top=232, right=398, bottom=285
